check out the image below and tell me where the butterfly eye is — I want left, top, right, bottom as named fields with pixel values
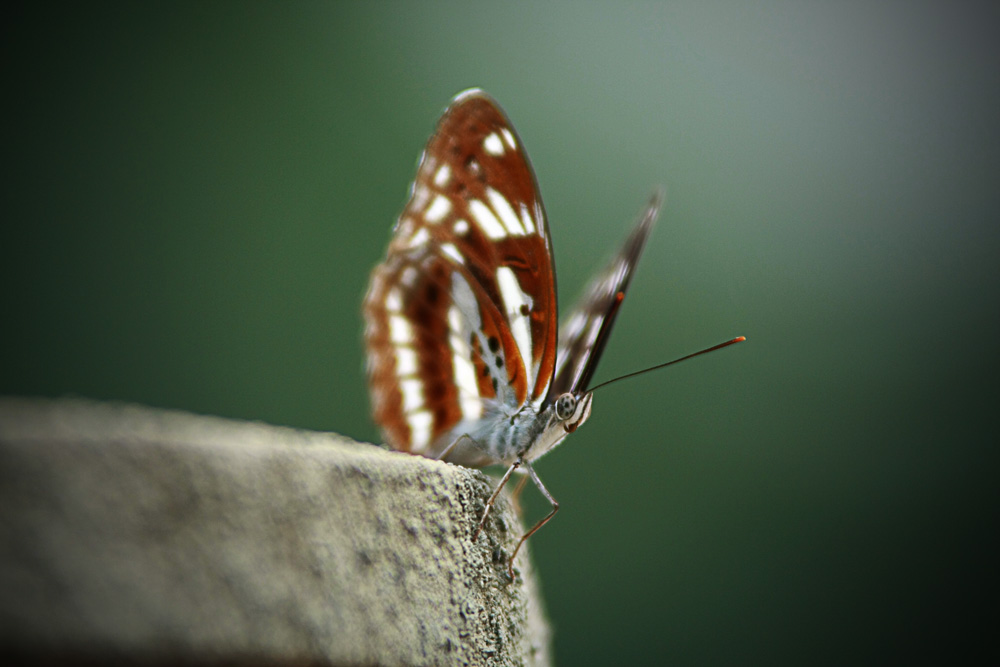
left=555, top=393, right=577, bottom=420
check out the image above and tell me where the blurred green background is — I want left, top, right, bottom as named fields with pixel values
left=4, top=2, right=997, bottom=664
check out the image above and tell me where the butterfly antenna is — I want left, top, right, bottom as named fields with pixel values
left=586, top=336, right=746, bottom=394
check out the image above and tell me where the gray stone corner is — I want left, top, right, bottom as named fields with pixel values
left=0, top=397, right=551, bottom=666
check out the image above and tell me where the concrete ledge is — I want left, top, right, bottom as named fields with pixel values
left=0, top=397, right=550, bottom=666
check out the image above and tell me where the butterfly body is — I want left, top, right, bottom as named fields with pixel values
left=434, top=386, right=593, bottom=468
left=363, top=89, right=660, bottom=574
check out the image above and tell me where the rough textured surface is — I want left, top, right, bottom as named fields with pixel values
left=0, top=397, right=551, bottom=666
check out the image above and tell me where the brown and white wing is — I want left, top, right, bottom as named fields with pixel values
left=548, top=189, right=663, bottom=399
left=364, top=89, right=559, bottom=458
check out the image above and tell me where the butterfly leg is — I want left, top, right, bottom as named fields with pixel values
left=507, top=461, right=559, bottom=579
left=510, top=470, right=531, bottom=514
left=435, top=433, right=477, bottom=461
left=472, top=457, right=522, bottom=542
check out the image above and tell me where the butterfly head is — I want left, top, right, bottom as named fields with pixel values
left=523, top=391, right=593, bottom=462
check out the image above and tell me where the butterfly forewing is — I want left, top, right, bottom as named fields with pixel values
left=549, top=190, right=663, bottom=399
left=364, top=89, right=559, bottom=457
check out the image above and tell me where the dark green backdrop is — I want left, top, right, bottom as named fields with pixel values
left=4, top=2, right=997, bottom=664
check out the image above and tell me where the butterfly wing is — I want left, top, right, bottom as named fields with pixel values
left=548, top=190, right=663, bottom=399
left=364, top=89, right=559, bottom=460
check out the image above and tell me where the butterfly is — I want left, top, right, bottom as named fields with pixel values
left=363, top=89, right=740, bottom=577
